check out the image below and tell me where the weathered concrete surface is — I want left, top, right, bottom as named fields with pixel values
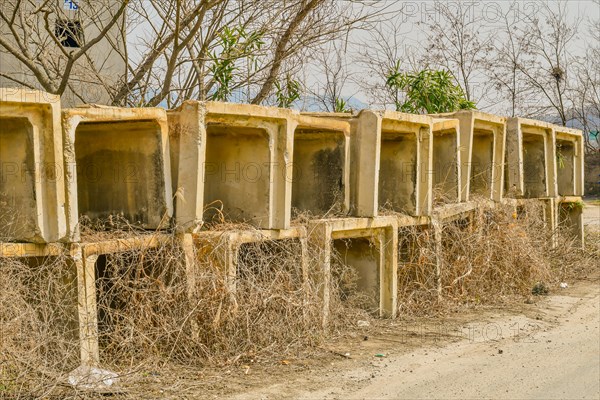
left=506, top=118, right=557, bottom=199
left=303, top=111, right=434, bottom=216
left=433, top=111, right=505, bottom=202
left=62, top=106, right=173, bottom=233
left=555, top=126, right=584, bottom=197
left=308, top=216, right=398, bottom=326
left=167, top=101, right=206, bottom=232
left=0, top=88, right=68, bottom=243
left=292, top=115, right=350, bottom=216
left=432, top=119, right=461, bottom=204
left=202, top=102, right=296, bottom=229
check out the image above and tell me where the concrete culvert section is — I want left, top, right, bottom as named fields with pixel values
left=505, top=118, right=558, bottom=199
left=558, top=199, right=584, bottom=247
left=75, top=120, right=166, bottom=227
left=0, top=117, right=38, bottom=241
left=201, top=102, right=295, bottom=229
left=0, top=89, right=68, bottom=243
left=555, top=127, right=584, bottom=197
left=432, top=110, right=506, bottom=202
left=63, top=106, right=173, bottom=233
left=292, top=115, right=350, bottom=217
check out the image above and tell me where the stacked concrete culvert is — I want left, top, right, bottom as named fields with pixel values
left=0, top=88, right=585, bottom=369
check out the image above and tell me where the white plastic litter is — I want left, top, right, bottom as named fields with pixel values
left=560, top=282, right=569, bottom=289
left=67, top=365, right=119, bottom=390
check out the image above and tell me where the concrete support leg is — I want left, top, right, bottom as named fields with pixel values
left=179, top=233, right=199, bottom=337
left=307, top=223, right=333, bottom=328
left=71, top=248, right=100, bottom=366
left=431, top=219, right=443, bottom=301
left=377, top=226, right=398, bottom=318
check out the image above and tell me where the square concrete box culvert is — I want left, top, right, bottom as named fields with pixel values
left=201, top=102, right=295, bottom=229
left=379, top=113, right=432, bottom=216
left=432, top=119, right=461, bottom=205
left=292, top=115, right=351, bottom=217
left=308, top=217, right=398, bottom=326
left=63, top=106, right=173, bottom=233
left=555, top=127, right=584, bottom=197
left=0, top=89, right=68, bottom=243
left=505, top=118, right=561, bottom=199
left=432, top=111, right=505, bottom=202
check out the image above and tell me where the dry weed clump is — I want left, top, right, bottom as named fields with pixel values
left=1, top=201, right=597, bottom=398
left=0, top=255, right=80, bottom=397
left=92, top=227, right=331, bottom=370
left=396, top=199, right=598, bottom=316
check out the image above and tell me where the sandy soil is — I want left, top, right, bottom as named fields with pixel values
left=226, top=279, right=599, bottom=400
left=583, top=201, right=600, bottom=232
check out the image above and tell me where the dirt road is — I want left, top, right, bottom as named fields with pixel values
left=229, top=282, right=600, bottom=400
left=583, top=201, right=600, bottom=232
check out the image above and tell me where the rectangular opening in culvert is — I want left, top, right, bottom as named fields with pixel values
left=522, top=133, right=546, bottom=198
left=432, top=130, right=459, bottom=204
left=379, top=131, right=418, bottom=214
left=0, top=117, right=38, bottom=240
left=94, top=248, right=181, bottom=361
left=204, top=125, right=270, bottom=226
left=470, top=130, right=494, bottom=197
left=558, top=202, right=583, bottom=241
left=0, top=256, right=80, bottom=369
left=292, top=129, right=346, bottom=216
left=331, top=237, right=380, bottom=315
left=74, top=120, right=167, bottom=229
left=556, top=140, right=575, bottom=196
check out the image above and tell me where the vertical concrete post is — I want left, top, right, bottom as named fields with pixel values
left=431, top=219, right=443, bottom=301
left=491, top=123, right=507, bottom=202
left=457, top=113, right=474, bottom=202
left=417, top=126, right=433, bottom=215
left=307, top=223, right=333, bottom=328
left=350, top=111, right=381, bottom=217
left=179, top=233, right=199, bottom=337
left=545, top=128, right=558, bottom=198
left=505, top=118, right=524, bottom=196
left=167, top=102, right=206, bottom=232
left=271, top=117, right=296, bottom=229
left=543, top=198, right=558, bottom=249
left=71, top=246, right=100, bottom=366
left=299, top=235, right=310, bottom=326
left=378, top=226, right=398, bottom=318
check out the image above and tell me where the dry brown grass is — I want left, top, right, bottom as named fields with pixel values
left=397, top=199, right=598, bottom=317
left=1, top=200, right=598, bottom=398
